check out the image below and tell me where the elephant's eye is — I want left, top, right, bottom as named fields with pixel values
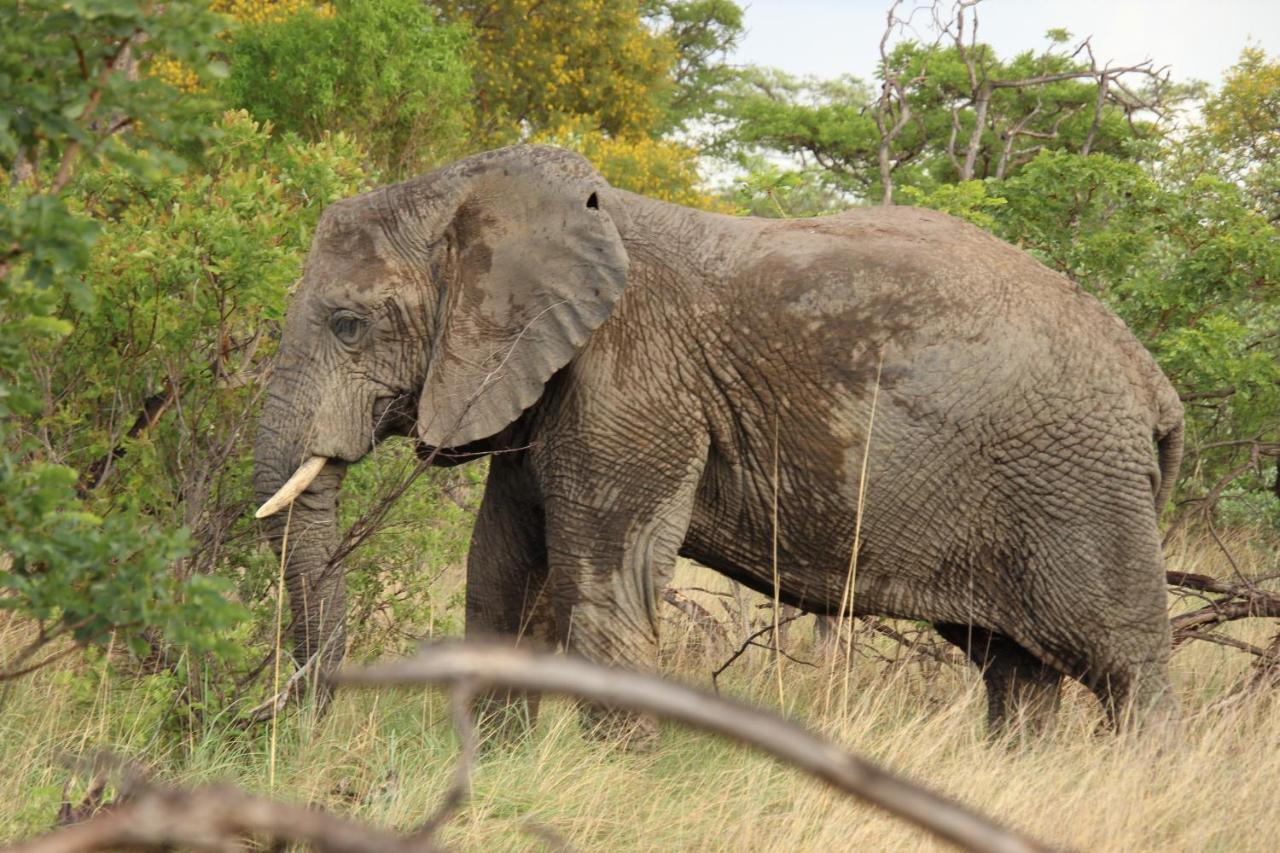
left=330, top=310, right=365, bottom=345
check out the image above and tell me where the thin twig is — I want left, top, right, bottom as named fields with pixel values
left=712, top=614, right=806, bottom=688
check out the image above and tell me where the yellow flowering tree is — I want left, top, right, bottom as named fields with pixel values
left=1201, top=46, right=1280, bottom=221
left=439, top=0, right=675, bottom=140
left=211, top=0, right=331, bottom=25
left=534, top=119, right=724, bottom=210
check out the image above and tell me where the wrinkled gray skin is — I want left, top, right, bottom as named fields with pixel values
left=254, top=145, right=1184, bottom=739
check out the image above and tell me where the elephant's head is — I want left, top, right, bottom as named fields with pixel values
left=252, top=145, right=629, bottom=675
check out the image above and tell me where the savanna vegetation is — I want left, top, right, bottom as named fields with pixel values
left=0, top=0, right=1276, bottom=848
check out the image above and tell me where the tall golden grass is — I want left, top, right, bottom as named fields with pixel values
left=1, top=529, right=1276, bottom=851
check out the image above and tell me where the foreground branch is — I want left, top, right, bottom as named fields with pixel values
left=333, top=641, right=1054, bottom=853
left=8, top=782, right=442, bottom=853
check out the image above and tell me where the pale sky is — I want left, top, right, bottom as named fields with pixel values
left=730, top=0, right=1280, bottom=87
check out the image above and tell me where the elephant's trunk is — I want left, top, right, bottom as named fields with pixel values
left=253, top=393, right=350, bottom=685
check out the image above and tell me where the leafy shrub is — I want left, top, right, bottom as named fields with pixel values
left=222, top=0, right=473, bottom=176
left=0, top=0, right=238, bottom=676
left=42, top=111, right=372, bottom=670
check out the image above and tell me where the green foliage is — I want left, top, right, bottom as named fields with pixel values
left=0, top=454, right=239, bottom=662
left=896, top=180, right=1006, bottom=229
left=337, top=442, right=482, bottom=657
left=0, top=0, right=246, bottom=674
left=992, top=149, right=1159, bottom=283
left=716, top=70, right=879, bottom=196
left=712, top=30, right=1179, bottom=203
left=0, top=0, right=226, bottom=183
left=1200, top=45, right=1280, bottom=222
left=730, top=158, right=847, bottom=218
left=41, top=110, right=371, bottom=673
left=222, top=0, right=473, bottom=176
left=644, top=0, right=745, bottom=132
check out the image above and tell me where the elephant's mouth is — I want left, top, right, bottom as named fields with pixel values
left=372, top=393, right=416, bottom=438
left=257, top=394, right=417, bottom=520
left=413, top=440, right=488, bottom=467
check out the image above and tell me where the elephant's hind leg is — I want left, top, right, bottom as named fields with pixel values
left=935, top=623, right=1063, bottom=738
left=1009, top=511, right=1178, bottom=734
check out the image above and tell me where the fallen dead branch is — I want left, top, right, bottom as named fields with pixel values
left=1167, top=570, right=1280, bottom=709
left=711, top=613, right=812, bottom=688
left=1167, top=571, right=1280, bottom=642
left=333, top=640, right=1055, bottom=853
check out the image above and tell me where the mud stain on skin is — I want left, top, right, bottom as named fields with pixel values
left=452, top=203, right=497, bottom=284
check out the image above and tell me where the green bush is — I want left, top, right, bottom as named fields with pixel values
left=0, top=0, right=239, bottom=676
left=222, top=0, right=473, bottom=176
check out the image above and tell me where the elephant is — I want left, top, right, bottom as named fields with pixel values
left=253, top=144, right=1184, bottom=739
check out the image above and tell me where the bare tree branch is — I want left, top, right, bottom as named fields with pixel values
left=663, top=587, right=732, bottom=655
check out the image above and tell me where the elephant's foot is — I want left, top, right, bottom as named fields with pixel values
left=986, top=670, right=1063, bottom=743
left=1095, top=662, right=1181, bottom=736
left=934, top=623, right=1065, bottom=741
left=474, top=689, right=541, bottom=748
left=579, top=703, right=660, bottom=752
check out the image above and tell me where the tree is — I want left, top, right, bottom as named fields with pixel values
left=437, top=0, right=674, bottom=141
left=533, top=118, right=724, bottom=209
left=645, top=0, right=745, bottom=132
left=1200, top=45, right=1280, bottom=223
left=713, top=0, right=1180, bottom=204
left=0, top=0, right=242, bottom=677
left=222, top=0, right=473, bottom=176
left=436, top=1, right=744, bottom=139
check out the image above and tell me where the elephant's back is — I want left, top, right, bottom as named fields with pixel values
left=751, top=205, right=1167, bottom=411
left=720, top=204, right=1177, bottom=491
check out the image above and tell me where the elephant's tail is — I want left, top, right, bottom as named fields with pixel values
left=1153, top=418, right=1184, bottom=515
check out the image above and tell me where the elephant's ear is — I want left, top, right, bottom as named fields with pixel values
left=416, top=147, right=629, bottom=449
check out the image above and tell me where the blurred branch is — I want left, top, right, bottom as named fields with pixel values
left=334, top=641, right=1056, bottom=853
left=10, top=780, right=443, bottom=853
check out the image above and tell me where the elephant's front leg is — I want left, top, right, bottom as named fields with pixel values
left=465, top=454, right=554, bottom=739
left=542, top=444, right=707, bottom=747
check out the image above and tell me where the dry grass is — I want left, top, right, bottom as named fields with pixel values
left=1, top=530, right=1278, bottom=851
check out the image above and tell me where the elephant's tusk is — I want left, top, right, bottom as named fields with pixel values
left=255, top=456, right=328, bottom=519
